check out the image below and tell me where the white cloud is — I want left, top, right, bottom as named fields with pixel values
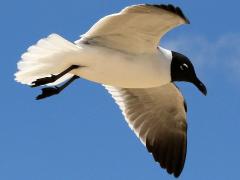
left=162, top=33, right=240, bottom=79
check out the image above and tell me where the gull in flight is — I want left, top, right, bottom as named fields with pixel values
left=15, top=4, right=207, bottom=177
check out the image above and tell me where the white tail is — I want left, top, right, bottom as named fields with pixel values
left=15, top=34, right=81, bottom=86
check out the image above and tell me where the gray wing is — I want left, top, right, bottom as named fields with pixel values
left=76, top=4, right=189, bottom=53
left=104, top=83, right=187, bottom=177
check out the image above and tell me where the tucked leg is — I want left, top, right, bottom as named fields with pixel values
left=31, top=65, right=80, bottom=87
left=36, top=75, right=80, bottom=100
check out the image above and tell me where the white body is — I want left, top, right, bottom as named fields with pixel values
left=15, top=34, right=172, bottom=88
left=72, top=44, right=171, bottom=88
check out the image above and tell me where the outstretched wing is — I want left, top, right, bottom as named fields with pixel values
left=104, top=83, right=187, bottom=177
left=77, top=4, right=190, bottom=53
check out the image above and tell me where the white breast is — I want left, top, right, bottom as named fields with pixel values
left=72, top=44, right=172, bottom=88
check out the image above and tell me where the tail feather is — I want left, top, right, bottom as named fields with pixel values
left=15, top=34, right=81, bottom=86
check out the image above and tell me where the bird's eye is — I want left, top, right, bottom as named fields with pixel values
left=180, top=63, right=189, bottom=71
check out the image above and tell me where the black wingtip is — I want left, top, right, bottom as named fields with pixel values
left=146, top=133, right=187, bottom=178
left=175, top=6, right=190, bottom=24
left=145, top=4, right=190, bottom=24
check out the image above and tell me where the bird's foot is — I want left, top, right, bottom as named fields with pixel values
left=31, top=75, right=58, bottom=87
left=36, top=86, right=61, bottom=100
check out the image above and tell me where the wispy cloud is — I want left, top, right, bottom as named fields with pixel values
left=162, top=33, right=240, bottom=79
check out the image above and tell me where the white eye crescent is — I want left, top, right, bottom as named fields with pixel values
left=180, top=63, right=188, bottom=71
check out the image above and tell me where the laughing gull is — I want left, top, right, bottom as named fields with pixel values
left=15, top=4, right=207, bottom=177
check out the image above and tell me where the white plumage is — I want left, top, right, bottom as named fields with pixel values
left=15, top=33, right=172, bottom=88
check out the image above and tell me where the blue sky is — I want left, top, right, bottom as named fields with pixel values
left=1, top=0, right=239, bottom=179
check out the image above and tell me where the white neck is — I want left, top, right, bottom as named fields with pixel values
left=158, top=47, right=172, bottom=61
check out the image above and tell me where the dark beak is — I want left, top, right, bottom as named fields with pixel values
left=193, top=78, right=207, bottom=95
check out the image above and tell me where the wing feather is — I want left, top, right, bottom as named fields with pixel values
left=77, top=4, right=189, bottom=53
left=104, top=83, right=187, bottom=177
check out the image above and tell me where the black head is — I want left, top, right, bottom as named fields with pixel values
left=171, top=51, right=207, bottom=95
